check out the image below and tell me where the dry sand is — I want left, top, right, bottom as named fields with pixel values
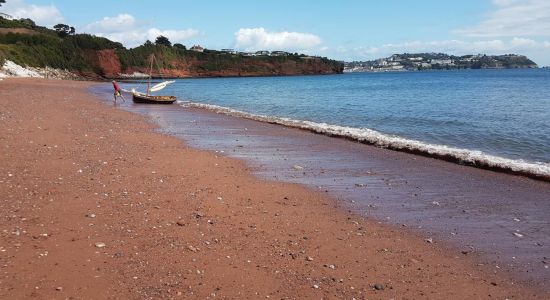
left=0, top=78, right=546, bottom=299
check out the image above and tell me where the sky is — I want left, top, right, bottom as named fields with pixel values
left=1, top=0, right=550, bottom=65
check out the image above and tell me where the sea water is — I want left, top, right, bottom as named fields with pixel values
left=137, top=69, right=550, bottom=177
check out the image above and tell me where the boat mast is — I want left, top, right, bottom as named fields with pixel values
left=147, top=54, right=154, bottom=96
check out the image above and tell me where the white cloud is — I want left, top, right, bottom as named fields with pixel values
left=85, top=14, right=199, bottom=48
left=86, top=14, right=137, bottom=34
left=147, top=28, right=199, bottom=42
left=2, top=0, right=63, bottom=26
left=509, top=37, right=538, bottom=47
left=456, top=0, right=550, bottom=37
left=235, top=27, right=322, bottom=51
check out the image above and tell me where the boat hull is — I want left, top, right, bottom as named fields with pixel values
left=132, top=94, right=177, bottom=104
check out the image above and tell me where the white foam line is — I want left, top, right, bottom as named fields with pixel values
left=182, top=102, right=550, bottom=179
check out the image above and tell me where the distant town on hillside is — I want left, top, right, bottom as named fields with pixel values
left=344, top=53, right=538, bottom=72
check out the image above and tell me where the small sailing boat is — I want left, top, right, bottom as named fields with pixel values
left=132, top=54, right=177, bottom=104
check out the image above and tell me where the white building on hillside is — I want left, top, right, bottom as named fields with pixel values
left=271, top=51, right=288, bottom=56
left=190, top=45, right=204, bottom=52
left=221, top=49, right=237, bottom=54
left=431, top=59, right=453, bottom=65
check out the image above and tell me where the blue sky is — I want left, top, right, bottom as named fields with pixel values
left=2, top=0, right=550, bottom=65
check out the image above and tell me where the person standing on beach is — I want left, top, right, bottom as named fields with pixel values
left=112, top=80, right=125, bottom=103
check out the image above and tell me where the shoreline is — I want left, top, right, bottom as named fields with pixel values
left=1, top=78, right=547, bottom=299
left=180, top=100, right=550, bottom=182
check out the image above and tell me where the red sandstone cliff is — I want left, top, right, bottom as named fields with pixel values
left=87, top=49, right=343, bottom=78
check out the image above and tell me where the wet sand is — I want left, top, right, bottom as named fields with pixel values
left=1, top=78, right=548, bottom=299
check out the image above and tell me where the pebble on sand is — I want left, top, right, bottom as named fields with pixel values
left=95, top=242, right=106, bottom=248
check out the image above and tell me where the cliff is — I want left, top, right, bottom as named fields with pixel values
left=92, top=46, right=342, bottom=78
left=0, top=17, right=343, bottom=79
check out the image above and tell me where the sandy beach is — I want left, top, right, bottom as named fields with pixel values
left=0, top=78, right=547, bottom=299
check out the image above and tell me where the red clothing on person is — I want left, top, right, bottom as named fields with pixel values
left=112, top=81, right=121, bottom=91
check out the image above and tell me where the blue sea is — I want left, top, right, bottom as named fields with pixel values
left=127, top=69, right=550, bottom=177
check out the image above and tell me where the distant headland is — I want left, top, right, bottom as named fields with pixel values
left=344, top=53, right=538, bottom=73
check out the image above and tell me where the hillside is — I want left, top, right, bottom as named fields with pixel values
left=345, top=53, right=538, bottom=72
left=0, top=17, right=343, bottom=79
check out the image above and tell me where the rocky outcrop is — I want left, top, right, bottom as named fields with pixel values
left=1, top=60, right=80, bottom=80
left=95, top=49, right=122, bottom=77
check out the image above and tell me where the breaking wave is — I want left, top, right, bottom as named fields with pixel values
left=180, top=101, right=550, bottom=181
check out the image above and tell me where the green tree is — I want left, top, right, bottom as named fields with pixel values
left=19, top=18, right=36, bottom=28
left=173, top=43, right=186, bottom=50
left=155, top=35, right=171, bottom=47
left=0, top=0, right=6, bottom=7
left=53, top=24, right=74, bottom=37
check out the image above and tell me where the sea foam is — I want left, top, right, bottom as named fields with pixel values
left=180, top=101, right=550, bottom=181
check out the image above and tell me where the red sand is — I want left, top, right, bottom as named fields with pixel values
left=0, top=78, right=546, bottom=299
